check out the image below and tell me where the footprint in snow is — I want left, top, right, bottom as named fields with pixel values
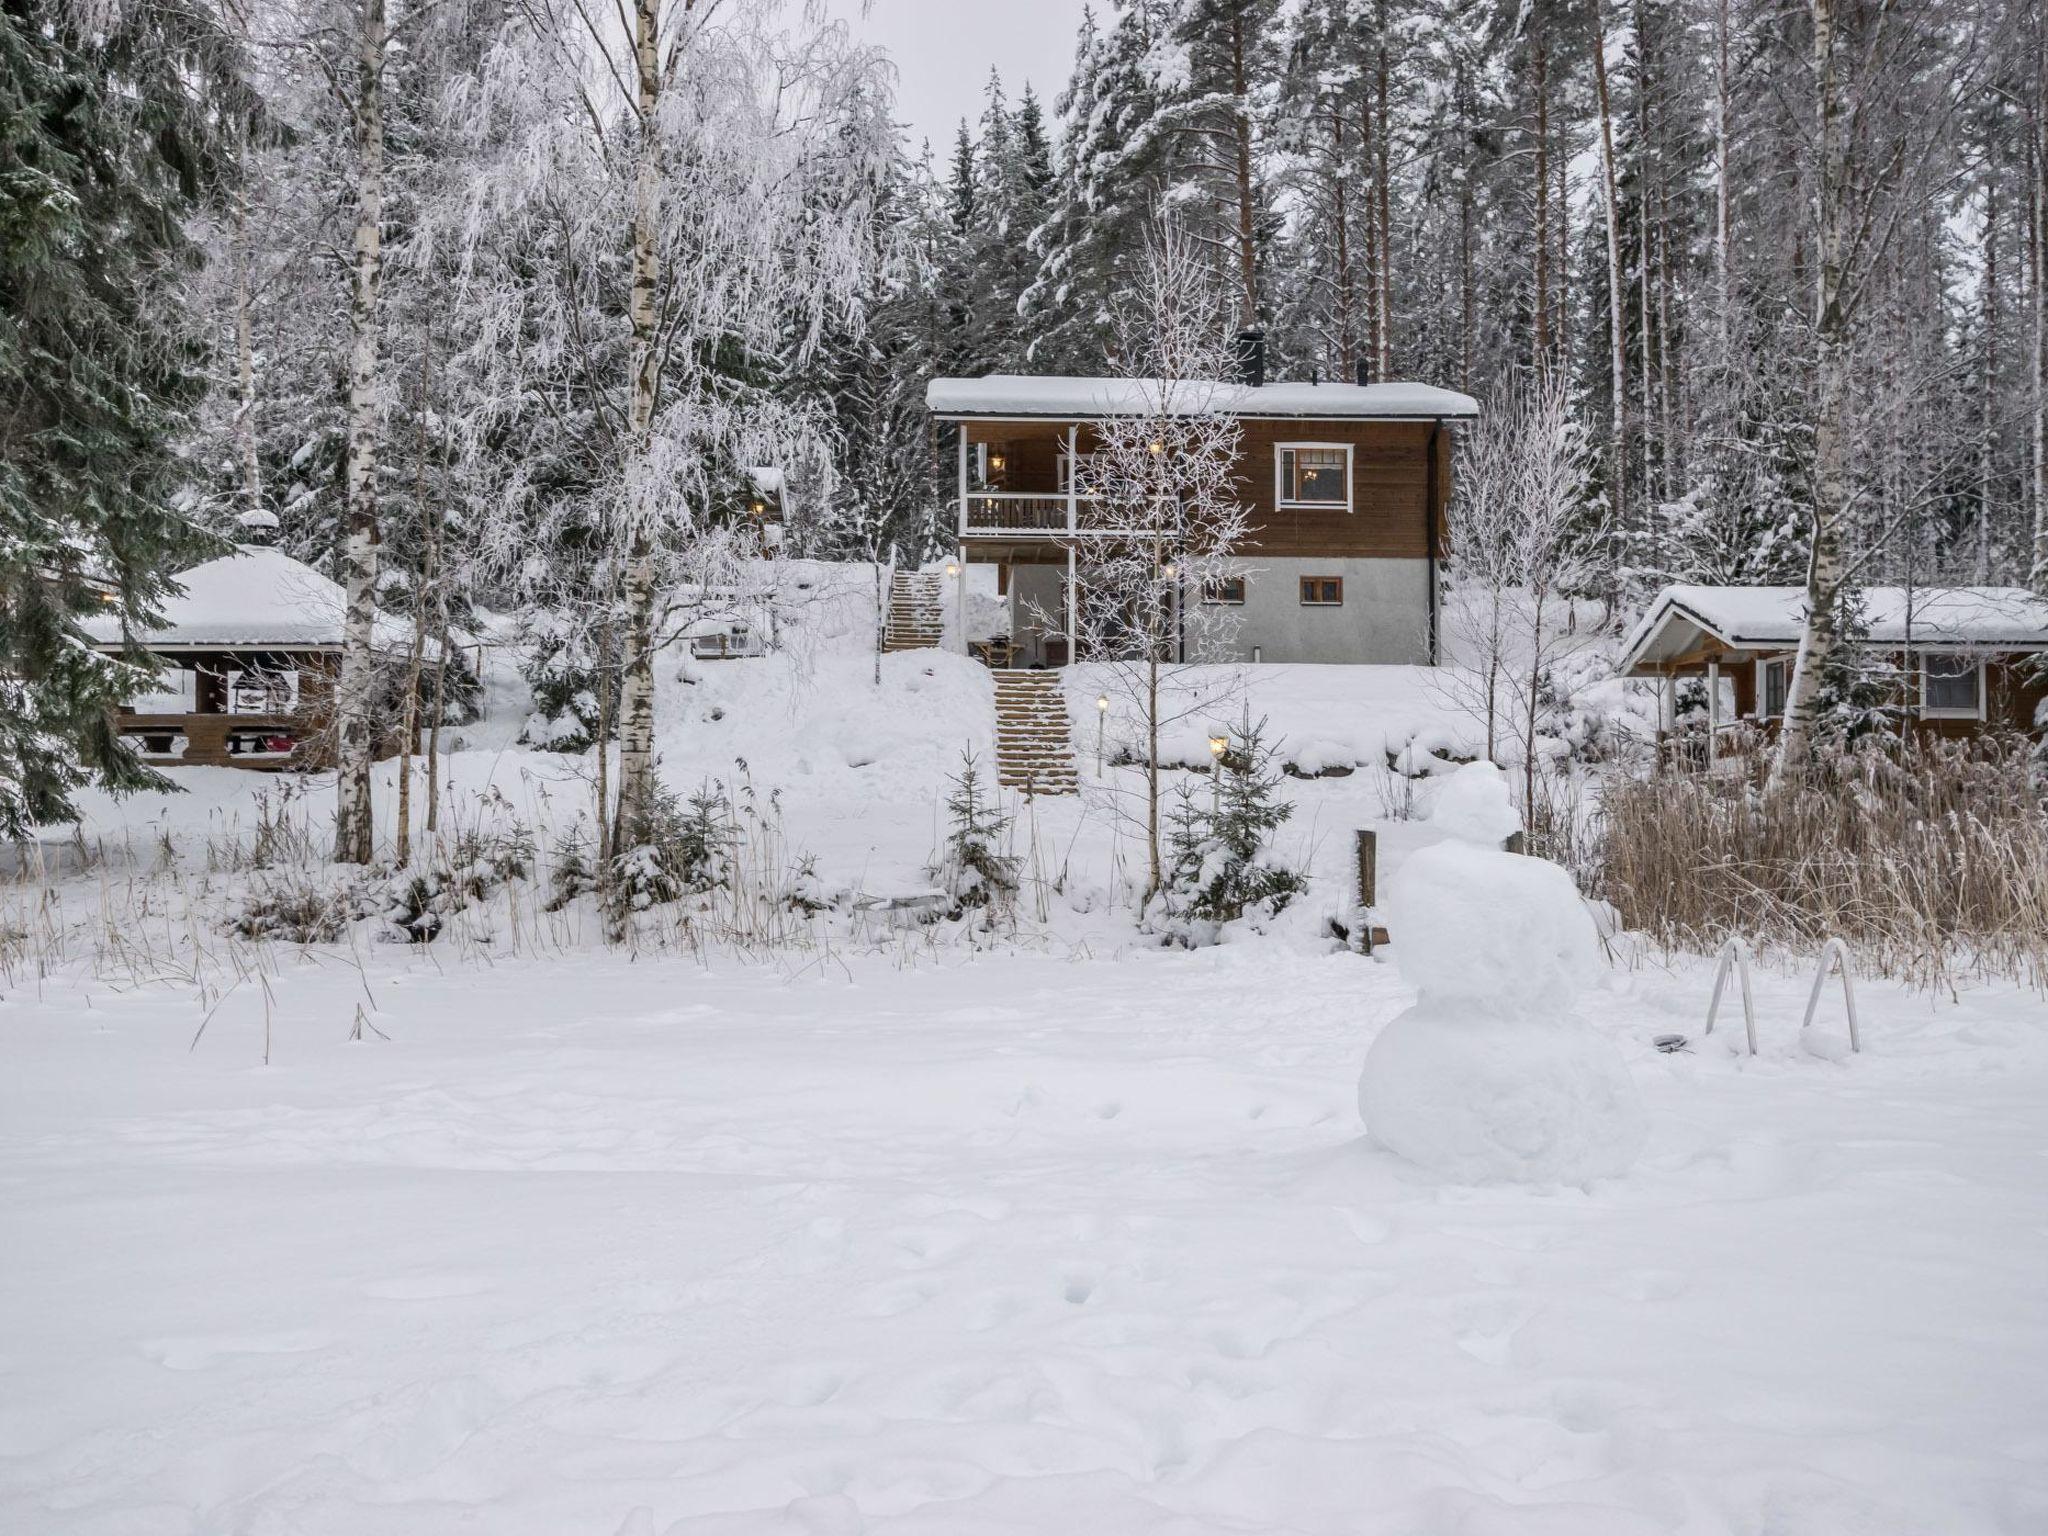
left=362, top=1274, right=497, bottom=1301
left=141, top=1330, right=330, bottom=1371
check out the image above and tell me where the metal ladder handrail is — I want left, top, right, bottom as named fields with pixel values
left=1704, top=936, right=1760, bottom=1056
left=1801, top=936, right=1862, bottom=1053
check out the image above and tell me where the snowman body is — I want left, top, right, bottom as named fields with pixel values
left=1358, top=765, right=1645, bottom=1185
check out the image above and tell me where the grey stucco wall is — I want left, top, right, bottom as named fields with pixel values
left=998, top=555, right=1433, bottom=667
left=1209, top=557, right=1433, bottom=665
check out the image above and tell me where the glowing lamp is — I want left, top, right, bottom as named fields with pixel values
left=945, top=560, right=960, bottom=577
left=1148, top=439, right=1165, bottom=457
left=1208, top=735, right=1228, bottom=760
left=1095, top=695, right=1109, bottom=713
left=988, top=452, right=1007, bottom=473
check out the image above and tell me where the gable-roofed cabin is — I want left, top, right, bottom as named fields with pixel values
left=925, top=370, right=1478, bottom=668
left=1619, top=584, right=2048, bottom=753
left=82, top=542, right=429, bottom=770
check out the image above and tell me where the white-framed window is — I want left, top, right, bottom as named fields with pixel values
left=1918, top=652, right=1985, bottom=720
left=1203, top=575, right=1246, bottom=605
left=1275, top=443, right=1352, bottom=510
left=227, top=667, right=300, bottom=715
left=1757, top=656, right=1790, bottom=720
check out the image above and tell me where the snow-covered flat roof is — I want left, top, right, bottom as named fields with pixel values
left=926, top=375, right=1479, bottom=421
left=81, top=545, right=422, bottom=652
left=1620, top=584, right=2048, bottom=673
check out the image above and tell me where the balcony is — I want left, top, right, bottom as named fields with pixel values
left=963, top=492, right=1083, bottom=537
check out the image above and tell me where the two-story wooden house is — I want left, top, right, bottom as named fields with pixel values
left=924, top=372, right=1478, bottom=667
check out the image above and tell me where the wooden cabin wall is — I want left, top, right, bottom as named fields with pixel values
left=962, top=418, right=1451, bottom=562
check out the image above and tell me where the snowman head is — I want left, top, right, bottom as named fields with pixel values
left=1427, top=761, right=1523, bottom=847
left=1389, top=763, right=1600, bottom=1018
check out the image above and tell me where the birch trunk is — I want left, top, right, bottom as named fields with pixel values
left=1533, top=35, right=1551, bottom=365
left=395, top=328, right=431, bottom=869
left=612, top=0, right=665, bottom=850
left=1360, top=100, right=1380, bottom=369
left=1374, top=0, right=1393, bottom=378
left=2032, top=24, right=2047, bottom=592
left=1592, top=0, right=1628, bottom=568
left=1229, top=11, right=1257, bottom=330
left=1713, top=0, right=1732, bottom=359
left=1980, top=175, right=1998, bottom=584
left=1333, top=114, right=1355, bottom=377
left=1771, top=0, right=1851, bottom=784
left=1635, top=0, right=1656, bottom=509
left=333, top=0, right=385, bottom=866
left=232, top=145, right=262, bottom=516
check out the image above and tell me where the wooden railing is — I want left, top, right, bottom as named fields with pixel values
left=962, top=492, right=1078, bottom=535
left=114, top=712, right=323, bottom=770
left=959, top=491, right=1178, bottom=538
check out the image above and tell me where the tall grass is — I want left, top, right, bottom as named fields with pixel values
left=1591, top=736, right=2048, bottom=990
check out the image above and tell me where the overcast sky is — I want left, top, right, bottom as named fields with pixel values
left=823, top=0, right=1092, bottom=154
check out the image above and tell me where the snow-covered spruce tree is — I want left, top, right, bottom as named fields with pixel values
left=930, top=750, right=1019, bottom=922
left=1060, top=212, right=1252, bottom=900
left=450, top=0, right=890, bottom=857
left=1157, top=712, right=1304, bottom=944
left=0, top=0, right=242, bottom=839
left=1022, top=0, right=1177, bottom=370
left=1772, top=0, right=1993, bottom=787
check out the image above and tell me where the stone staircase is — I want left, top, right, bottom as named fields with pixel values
left=882, top=569, right=946, bottom=653
left=991, top=670, right=1079, bottom=796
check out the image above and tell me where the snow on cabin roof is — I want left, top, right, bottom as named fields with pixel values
left=80, top=545, right=423, bottom=653
left=1619, top=584, right=2048, bottom=673
left=746, top=467, right=786, bottom=495
left=925, top=375, right=1480, bottom=421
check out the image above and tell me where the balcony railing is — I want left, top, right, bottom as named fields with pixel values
left=962, top=491, right=1082, bottom=536
left=960, top=490, right=1183, bottom=538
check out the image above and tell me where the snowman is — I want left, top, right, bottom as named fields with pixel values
left=1358, top=761, right=1645, bottom=1185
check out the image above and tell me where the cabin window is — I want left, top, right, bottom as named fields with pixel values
left=1203, top=576, right=1246, bottom=605
left=228, top=667, right=299, bottom=715
left=1299, top=576, right=1344, bottom=607
left=1919, top=654, right=1984, bottom=719
left=1276, top=444, right=1352, bottom=509
left=1759, top=657, right=1789, bottom=720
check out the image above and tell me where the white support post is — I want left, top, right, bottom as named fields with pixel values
left=1706, top=658, right=1721, bottom=770
left=956, top=543, right=969, bottom=657
left=1661, top=672, right=1676, bottom=734
left=1065, top=424, right=1078, bottom=534
left=1066, top=543, right=1078, bottom=663
left=956, top=429, right=971, bottom=656
left=956, top=428, right=969, bottom=541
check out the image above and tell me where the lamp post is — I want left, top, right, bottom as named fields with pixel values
left=1208, top=732, right=1228, bottom=814
left=1095, top=693, right=1109, bottom=776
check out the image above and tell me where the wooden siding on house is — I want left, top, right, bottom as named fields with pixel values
left=960, top=417, right=1449, bottom=561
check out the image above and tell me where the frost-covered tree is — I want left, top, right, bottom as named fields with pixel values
left=448, top=0, right=891, bottom=851
left=1064, top=214, right=1252, bottom=897
left=0, top=0, right=242, bottom=838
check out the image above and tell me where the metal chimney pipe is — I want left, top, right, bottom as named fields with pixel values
left=1233, top=328, right=1267, bottom=388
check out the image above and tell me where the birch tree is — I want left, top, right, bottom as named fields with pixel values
left=1064, top=215, right=1252, bottom=899
left=449, top=0, right=889, bottom=854
left=331, top=0, right=386, bottom=864
left=1772, top=0, right=1987, bottom=782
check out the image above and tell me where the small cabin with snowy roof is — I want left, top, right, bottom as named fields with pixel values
left=925, top=363, right=1478, bottom=668
left=82, top=541, right=427, bottom=771
left=1619, top=584, right=2048, bottom=745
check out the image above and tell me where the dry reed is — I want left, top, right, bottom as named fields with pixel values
left=1590, top=736, right=2048, bottom=990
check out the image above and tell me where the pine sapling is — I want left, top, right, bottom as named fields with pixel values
left=932, top=749, right=1019, bottom=921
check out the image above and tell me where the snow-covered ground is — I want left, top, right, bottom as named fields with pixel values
left=3, top=942, right=2044, bottom=1534
left=5, top=573, right=2043, bottom=1533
